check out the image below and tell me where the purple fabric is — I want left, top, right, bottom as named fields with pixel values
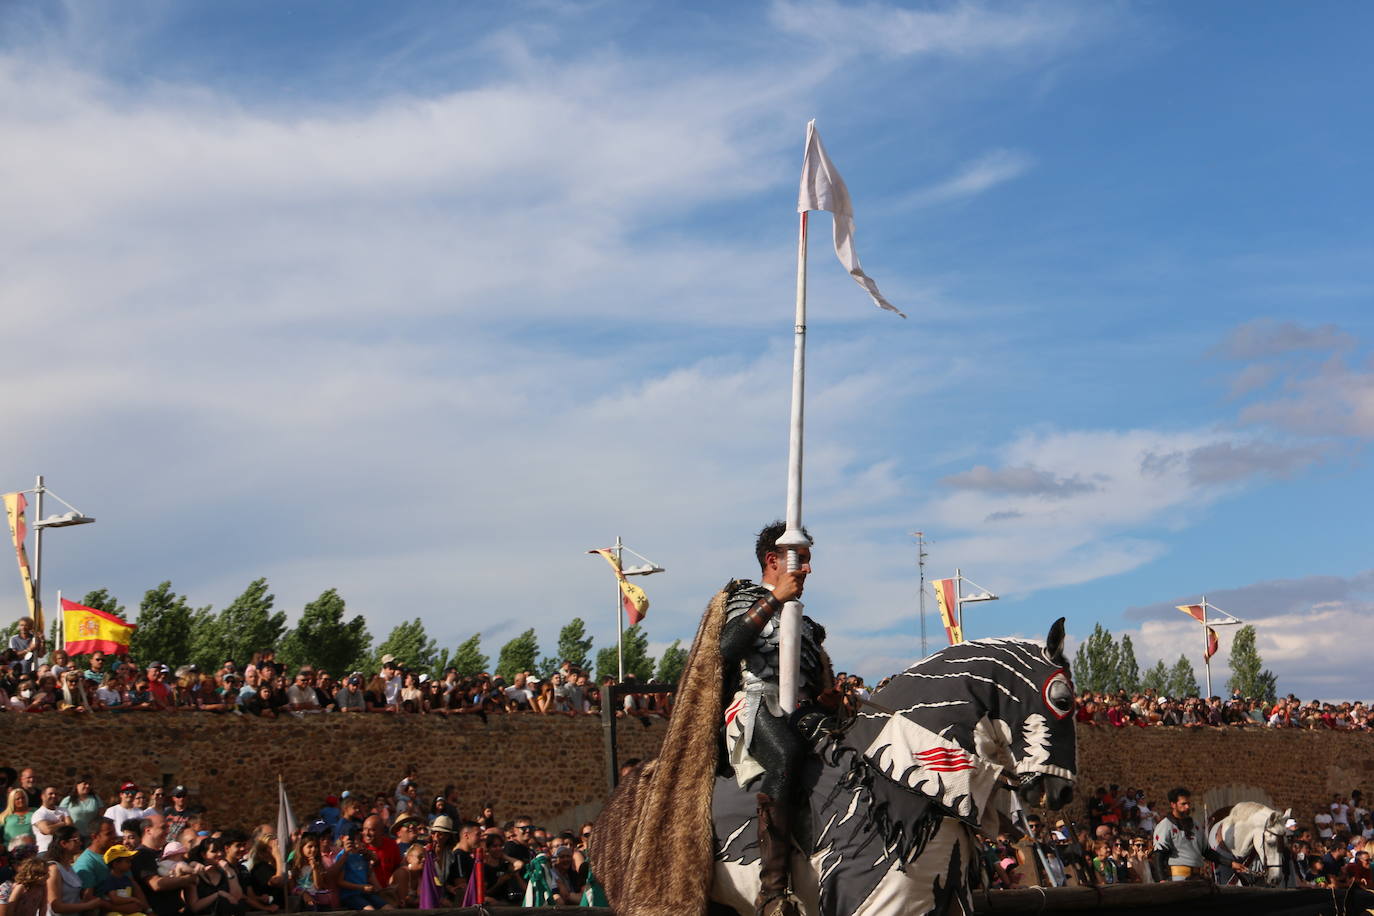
left=419, top=850, right=440, bottom=909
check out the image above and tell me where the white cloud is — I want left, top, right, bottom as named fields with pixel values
left=900, top=149, right=1035, bottom=208
left=769, top=0, right=1088, bottom=59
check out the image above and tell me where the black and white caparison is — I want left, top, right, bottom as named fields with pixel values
left=710, top=619, right=1077, bottom=916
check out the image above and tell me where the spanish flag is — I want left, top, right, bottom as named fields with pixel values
left=61, top=598, right=136, bottom=655
left=589, top=548, right=650, bottom=626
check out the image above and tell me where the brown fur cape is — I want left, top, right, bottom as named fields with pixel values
left=589, top=581, right=739, bottom=916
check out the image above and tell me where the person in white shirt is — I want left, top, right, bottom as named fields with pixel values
left=286, top=669, right=323, bottom=712
left=380, top=657, right=403, bottom=708
left=1137, top=800, right=1157, bottom=833
left=103, top=782, right=143, bottom=833
left=503, top=672, right=534, bottom=710
left=30, top=785, right=72, bottom=853
left=1332, top=794, right=1351, bottom=830
left=1314, top=809, right=1334, bottom=839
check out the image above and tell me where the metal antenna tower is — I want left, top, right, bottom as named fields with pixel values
left=913, top=531, right=929, bottom=656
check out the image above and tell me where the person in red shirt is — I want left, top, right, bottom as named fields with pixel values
left=145, top=663, right=172, bottom=709
left=361, top=815, right=400, bottom=887
left=1345, top=850, right=1372, bottom=888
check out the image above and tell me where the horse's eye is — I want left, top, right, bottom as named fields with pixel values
left=1043, top=670, right=1074, bottom=719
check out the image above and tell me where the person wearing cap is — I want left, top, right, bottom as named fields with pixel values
left=319, top=796, right=342, bottom=831
left=164, top=788, right=193, bottom=837
left=105, top=783, right=144, bottom=835
left=99, top=843, right=151, bottom=916
left=379, top=657, right=403, bottom=708
left=389, top=813, right=422, bottom=856
left=335, top=674, right=366, bottom=713
left=144, top=663, right=171, bottom=710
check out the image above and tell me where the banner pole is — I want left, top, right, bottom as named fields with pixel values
left=1202, top=595, right=1211, bottom=698
left=778, top=208, right=809, bottom=713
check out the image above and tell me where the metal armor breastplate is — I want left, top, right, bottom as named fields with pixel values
left=725, top=583, right=826, bottom=700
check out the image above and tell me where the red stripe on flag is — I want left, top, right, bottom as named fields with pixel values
left=60, top=598, right=137, bottom=629
left=64, top=638, right=128, bottom=656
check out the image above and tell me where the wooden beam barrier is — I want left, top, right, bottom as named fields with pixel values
left=600, top=681, right=676, bottom=795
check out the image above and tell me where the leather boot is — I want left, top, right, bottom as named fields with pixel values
left=755, top=792, right=799, bottom=916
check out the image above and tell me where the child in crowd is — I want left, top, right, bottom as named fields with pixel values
left=99, top=845, right=150, bottom=916
left=335, top=828, right=388, bottom=911
left=158, top=841, right=203, bottom=879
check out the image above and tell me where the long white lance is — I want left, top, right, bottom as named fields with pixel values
left=779, top=120, right=904, bottom=712
left=777, top=209, right=810, bottom=713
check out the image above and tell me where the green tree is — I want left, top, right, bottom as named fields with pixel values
left=1254, top=669, right=1279, bottom=703
left=79, top=588, right=126, bottom=620
left=495, top=629, right=541, bottom=680
left=1167, top=654, right=1200, bottom=699
left=216, top=579, right=288, bottom=666
left=1072, top=623, right=1121, bottom=694
left=555, top=618, right=594, bottom=672
left=1117, top=634, right=1141, bottom=693
left=449, top=634, right=488, bottom=677
left=596, top=624, right=655, bottom=681
left=374, top=618, right=437, bottom=672
left=48, top=616, right=60, bottom=656
left=655, top=639, right=687, bottom=684
left=130, top=582, right=197, bottom=665
left=1226, top=625, right=1265, bottom=699
left=279, top=588, right=371, bottom=674
left=1140, top=658, right=1170, bottom=694
left=187, top=607, right=226, bottom=672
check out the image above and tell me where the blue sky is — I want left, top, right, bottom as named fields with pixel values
left=2, top=0, right=1371, bottom=699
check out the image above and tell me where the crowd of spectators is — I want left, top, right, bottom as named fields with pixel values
left=1, top=618, right=682, bottom=720
left=1072, top=689, right=1371, bottom=730
left=2, top=617, right=879, bottom=722
left=975, top=785, right=1374, bottom=891
left=0, top=764, right=608, bottom=914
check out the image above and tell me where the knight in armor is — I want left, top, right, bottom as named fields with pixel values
left=720, top=521, right=839, bottom=916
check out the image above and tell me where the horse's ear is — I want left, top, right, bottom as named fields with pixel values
left=1045, top=617, right=1067, bottom=666
left=1282, top=808, right=1292, bottom=821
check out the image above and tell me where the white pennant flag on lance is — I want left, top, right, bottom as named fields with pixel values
left=797, top=119, right=905, bottom=318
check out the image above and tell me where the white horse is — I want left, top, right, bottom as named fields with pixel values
left=1207, top=801, right=1291, bottom=886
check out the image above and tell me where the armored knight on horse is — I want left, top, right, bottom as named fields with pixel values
left=719, top=521, right=843, bottom=916
left=590, top=523, right=1078, bottom=916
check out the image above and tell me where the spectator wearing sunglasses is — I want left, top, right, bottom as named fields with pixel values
left=503, top=817, right=535, bottom=871
left=104, top=783, right=143, bottom=835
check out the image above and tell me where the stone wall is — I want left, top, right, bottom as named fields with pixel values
left=0, top=713, right=667, bottom=833
left=3, top=716, right=1368, bottom=833
left=1049, top=725, right=1374, bottom=827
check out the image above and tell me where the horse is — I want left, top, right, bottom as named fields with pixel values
left=1207, top=801, right=1292, bottom=886
left=707, top=618, right=1077, bottom=915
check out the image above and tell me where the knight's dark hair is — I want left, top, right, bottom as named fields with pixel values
left=1167, top=787, right=1191, bottom=803
left=755, top=521, right=813, bottom=572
